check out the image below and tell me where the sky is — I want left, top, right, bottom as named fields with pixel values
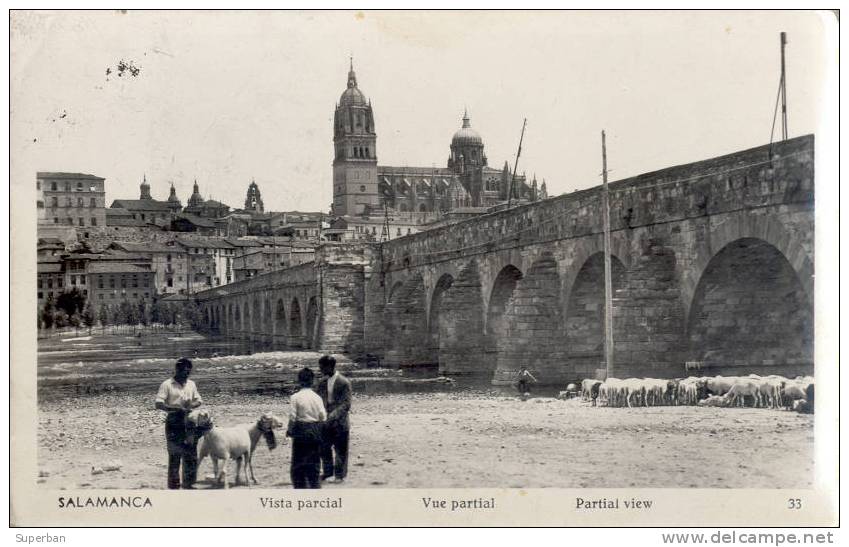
left=11, top=10, right=834, bottom=213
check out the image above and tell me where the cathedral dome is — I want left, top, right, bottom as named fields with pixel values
left=451, top=111, right=482, bottom=147
left=339, top=63, right=367, bottom=107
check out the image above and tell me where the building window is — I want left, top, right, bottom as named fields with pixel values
left=50, top=181, right=56, bottom=191
left=91, top=217, right=97, bottom=226
left=38, top=292, right=43, bottom=299
left=121, top=277, right=126, bottom=289
left=167, top=277, right=173, bottom=288
left=36, top=200, right=44, bottom=209
left=65, top=182, right=70, bottom=192
left=36, top=181, right=41, bottom=190
left=98, top=276, right=103, bottom=289
left=80, top=275, right=85, bottom=285
left=90, top=197, right=96, bottom=207
left=78, top=218, right=85, bottom=226
left=70, top=275, right=76, bottom=285
left=47, top=279, right=53, bottom=289
left=51, top=197, right=58, bottom=207
left=65, top=197, right=71, bottom=207
left=53, top=217, right=58, bottom=224
left=360, top=185, right=366, bottom=192
left=77, top=197, right=83, bottom=207
left=76, top=182, right=83, bottom=191
left=58, top=278, right=63, bottom=288
left=109, top=277, right=115, bottom=289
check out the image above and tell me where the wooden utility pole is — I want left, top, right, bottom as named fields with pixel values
left=780, top=31, right=789, bottom=140
left=601, top=130, right=614, bottom=378
left=506, top=118, right=527, bottom=209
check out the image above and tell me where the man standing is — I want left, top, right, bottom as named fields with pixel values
left=286, top=367, right=326, bottom=489
left=317, top=355, right=351, bottom=484
left=155, top=358, right=203, bottom=489
left=515, top=367, right=537, bottom=399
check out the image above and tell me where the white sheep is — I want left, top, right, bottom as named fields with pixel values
left=188, top=410, right=284, bottom=488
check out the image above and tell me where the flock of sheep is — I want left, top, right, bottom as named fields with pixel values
left=579, top=374, right=815, bottom=412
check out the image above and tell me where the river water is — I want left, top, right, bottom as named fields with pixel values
left=36, top=327, right=501, bottom=402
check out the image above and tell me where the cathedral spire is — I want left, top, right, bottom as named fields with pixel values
left=462, top=107, right=470, bottom=128
left=347, top=57, right=357, bottom=88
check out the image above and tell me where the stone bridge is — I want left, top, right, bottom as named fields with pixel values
left=197, top=135, right=815, bottom=385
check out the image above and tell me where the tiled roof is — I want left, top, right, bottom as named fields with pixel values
left=111, top=199, right=173, bottom=212
left=176, top=213, right=216, bottom=228
left=37, top=172, right=104, bottom=180
left=87, top=262, right=152, bottom=274
left=109, top=241, right=174, bottom=254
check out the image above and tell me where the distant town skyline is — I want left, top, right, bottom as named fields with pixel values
left=12, top=10, right=831, bottom=213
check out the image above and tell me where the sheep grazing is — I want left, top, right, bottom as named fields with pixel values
left=583, top=372, right=813, bottom=410
left=189, top=410, right=284, bottom=489
left=697, top=394, right=731, bottom=407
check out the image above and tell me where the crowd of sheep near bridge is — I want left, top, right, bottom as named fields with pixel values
left=579, top=375, right=815, bottom=412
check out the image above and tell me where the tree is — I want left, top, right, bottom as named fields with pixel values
left=137, top=299, right=150, bottom=326
left=56, top=288, right=85, bottom=318
left=97, top=304, right=109, bottom=330
left=54, top=309, right=69, bottom=328
left=82, top=300, right=95, bottom=332
left=41, top=298, right=55, bottom=330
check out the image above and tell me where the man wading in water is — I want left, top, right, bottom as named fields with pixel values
left=155, top=358, right=203, bottom=489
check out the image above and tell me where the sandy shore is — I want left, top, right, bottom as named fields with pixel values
left=37, top=391, right=814, bottom=489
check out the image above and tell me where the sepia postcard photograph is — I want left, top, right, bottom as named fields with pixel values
left=9, top=9, right=839, bottom=528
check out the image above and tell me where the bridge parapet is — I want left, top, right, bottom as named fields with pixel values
left=380, top=135, right=814, bottom=271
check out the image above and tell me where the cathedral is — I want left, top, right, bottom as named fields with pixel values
left=331, top=62, right=547, bottom=218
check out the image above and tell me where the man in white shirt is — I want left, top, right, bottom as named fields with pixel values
left=286, top=367, right=326, bottom=488
left=155, top=358, right=203, bottom=489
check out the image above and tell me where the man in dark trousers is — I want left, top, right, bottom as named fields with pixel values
left=155, top=358, right=203, bottom=489
left=286, top=367, right=326, bottom=489
left=317, top=355, right=351, bottom=484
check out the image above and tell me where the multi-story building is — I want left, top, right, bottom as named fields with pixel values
left=107, top=241, right=191, bottom=295
left=36, top=258, right=65, bottom=307
left=38, top=172, right=107, bottom=228
left=326, top=213, right=429, bottom=242
left=87, top=260, right=156, bottom=311
left=37, top=250, right=156, bottom=311
left=173, top=238, right=236, bottom=290
left=231, top=244, right=315, bottom=282
left=111, top=175, right=181, bottom=224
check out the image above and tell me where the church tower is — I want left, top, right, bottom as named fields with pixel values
left=332, top=59, right=378, bottom=217
left=140, top=174, right=152, bottom=200
left=166, top=182, right=182, bottom=213
left=244, top=179, right=264, bottom=213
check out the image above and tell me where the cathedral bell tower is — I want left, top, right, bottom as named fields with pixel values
left=332, top=59, right=378, bottom=217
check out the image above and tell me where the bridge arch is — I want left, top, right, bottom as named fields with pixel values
left=289, top=297, right=303, bottom=348
left=305, top=296, right=319, bottom=349
left=687, top=237, right=813, bottom=376
left=252, top=297, right=261, bottom=335
left=564, top=251, right=627, bottom=379
left=383, top=273, right=429, bottom=366
left=427, top=273, right=455, bottom=365
left=682, top=214, right=813, bottom=321
left=275, top=298, right=287, bottom=344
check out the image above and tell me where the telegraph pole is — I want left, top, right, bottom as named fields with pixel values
left=506, top=118, right=527, bottom=209
left=780, top=31, right=789, bottom=140
left=601, top=130, right=614, bottom=379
